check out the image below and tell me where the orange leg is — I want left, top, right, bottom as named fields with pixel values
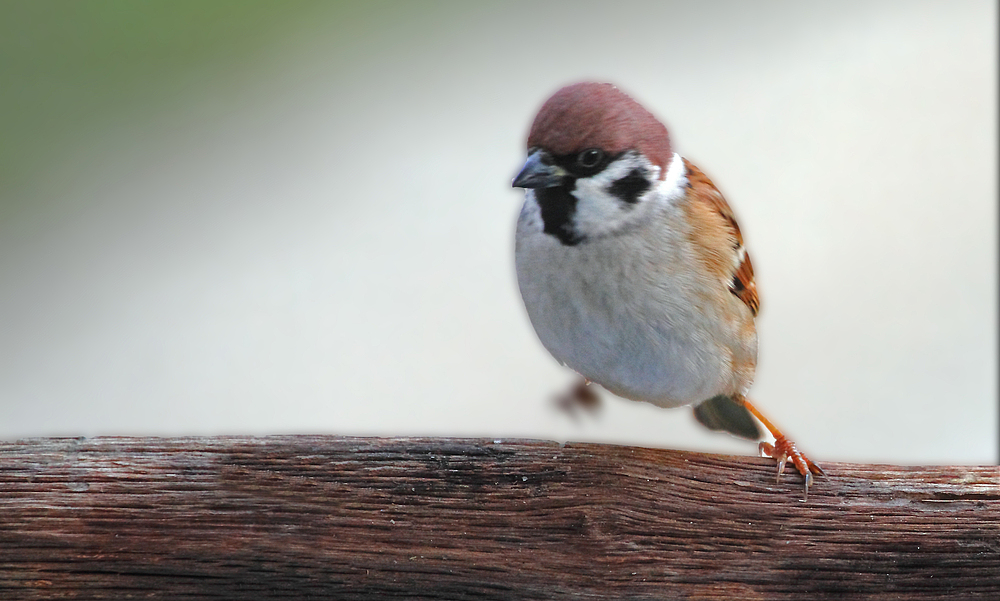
left=735, top=394, right=824, bottom=497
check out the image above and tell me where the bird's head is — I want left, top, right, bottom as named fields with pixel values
left=513, top=82, right=677, bottom=245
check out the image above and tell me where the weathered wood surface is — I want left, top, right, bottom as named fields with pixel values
left=0, top=436, right=997, bottom=600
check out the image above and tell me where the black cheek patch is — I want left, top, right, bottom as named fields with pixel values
left=536, top=186, right=583, bottom=246
left=608, top=169, right=651, bottom=204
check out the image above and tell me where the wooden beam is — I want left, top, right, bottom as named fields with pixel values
left=1, top=436, right=997, bottom=599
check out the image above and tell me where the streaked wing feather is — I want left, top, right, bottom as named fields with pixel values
left=682, top=159, right=760, bottom=316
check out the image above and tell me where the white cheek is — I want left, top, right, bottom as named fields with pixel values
left=517, top=190, right=543, bottom=232
left=571, top=186, right=634, bottom=236
left=571, top=155, right=656, bottom=237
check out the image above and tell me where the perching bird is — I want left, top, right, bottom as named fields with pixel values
left=512, top=82, right=821, bottom=493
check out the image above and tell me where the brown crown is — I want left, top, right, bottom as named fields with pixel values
left=526, top=83, right=672, bottom=179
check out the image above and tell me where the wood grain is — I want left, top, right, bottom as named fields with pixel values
left=0, top=436, right=997, bottom=599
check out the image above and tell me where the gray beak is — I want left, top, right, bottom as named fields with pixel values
left=512, top=151, right=567, bottom=189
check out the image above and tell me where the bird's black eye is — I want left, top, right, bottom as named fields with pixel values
left=576, top=148, right=604, bottom=169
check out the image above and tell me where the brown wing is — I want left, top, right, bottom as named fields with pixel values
left=681, top=158, right=760, bottom=317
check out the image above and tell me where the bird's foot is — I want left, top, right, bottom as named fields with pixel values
left=759, top=436, right=824, bottom=499
left=554, top=379, right=601, bottom=418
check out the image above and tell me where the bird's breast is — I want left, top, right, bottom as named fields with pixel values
left=514, top=197, right=755, bottom=407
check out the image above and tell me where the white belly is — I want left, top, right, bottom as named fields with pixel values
left=514, top=198, right=755, bottom=407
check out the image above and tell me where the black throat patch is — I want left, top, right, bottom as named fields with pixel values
left=535, top=184, right=583, bottom=246
left=531, top=151, right=651, bottom=247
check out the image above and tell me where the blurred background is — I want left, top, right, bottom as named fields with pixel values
left=0, top=1, right=995, bottom=464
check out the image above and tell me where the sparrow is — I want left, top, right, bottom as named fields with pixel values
left=511, top=82, right=822, bottom=494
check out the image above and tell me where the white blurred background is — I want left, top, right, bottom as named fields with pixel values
left=0, top=1, right=995, bottom=464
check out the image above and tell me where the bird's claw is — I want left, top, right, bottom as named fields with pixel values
left=759, top=437, right=823, bottom=499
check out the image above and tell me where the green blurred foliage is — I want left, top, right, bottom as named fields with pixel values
left=0, top=0, right=331, bottom=219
